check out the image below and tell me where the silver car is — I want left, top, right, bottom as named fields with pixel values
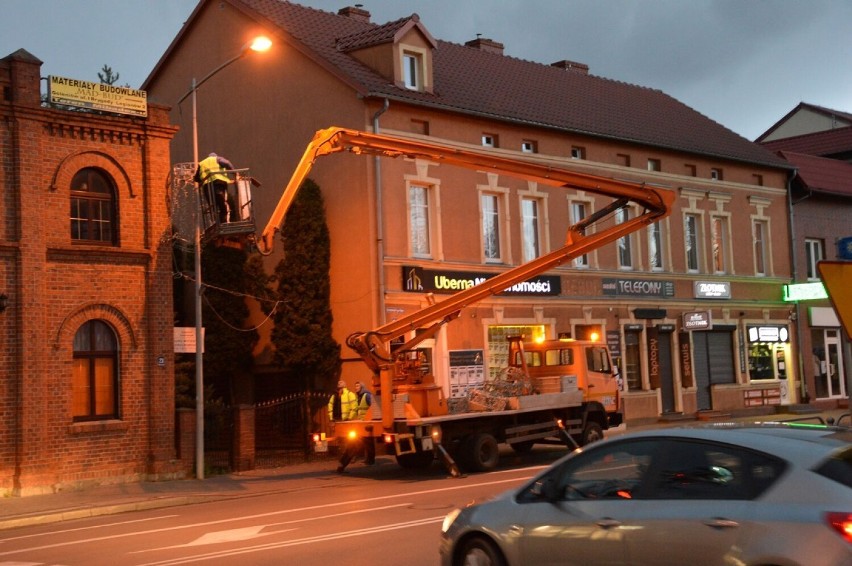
left=440, top=423, right=852, bottom=566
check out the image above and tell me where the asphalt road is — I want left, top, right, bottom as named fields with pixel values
left=0, top=448, right=565, bottom=566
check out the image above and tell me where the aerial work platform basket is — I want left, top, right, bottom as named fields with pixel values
left=171, top=162, right=259, bottom=247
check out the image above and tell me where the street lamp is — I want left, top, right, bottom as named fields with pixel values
left=177, top=35, right=272, bottom=480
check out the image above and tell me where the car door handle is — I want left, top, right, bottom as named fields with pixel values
left=596, top=518, right=622, bottom=529
left=703, top=517, right=739, bottom=529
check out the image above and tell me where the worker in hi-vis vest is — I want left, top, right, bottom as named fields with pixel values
left=194, top=152, right=234, bottom=223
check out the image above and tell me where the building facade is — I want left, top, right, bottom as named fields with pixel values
left=0, top=50, right=181, bottom=495
left=759, top=103, right=852, bottom=409
left=145, top=1, right=796, bottom=421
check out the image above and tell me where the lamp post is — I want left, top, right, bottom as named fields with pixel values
left=178, top=35, right=271, bottom=480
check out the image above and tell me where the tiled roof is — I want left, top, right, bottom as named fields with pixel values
left=760, top=126, right=852, bottom=158
left=755, top=102, right=852, bottom=143
left=233, top=0, right=788, bottom=168
left=779, top=150, right=852, bottom=197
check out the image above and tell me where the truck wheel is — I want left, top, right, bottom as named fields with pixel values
left=396, top=450, right=434, bottom=469
left=581, top=421, right=604, bottom=445
left=462, top=433, right=500, bottom=472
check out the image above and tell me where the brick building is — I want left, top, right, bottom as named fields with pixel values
left=759, top=103, right=852, bottom=408
left=0, top=49, right=181, bottom=495
left=145, top=1, right=797, bottom=421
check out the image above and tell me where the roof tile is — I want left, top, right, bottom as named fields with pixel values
left=238, top=0, right=788, bottom=168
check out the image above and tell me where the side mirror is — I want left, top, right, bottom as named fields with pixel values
left=530, top=477, right=561, bottom=502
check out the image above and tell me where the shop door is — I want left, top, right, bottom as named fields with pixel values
left=692, top=329, right=735, bottom=411
left=823, top=330, right=846, bottom=398
left=658, top=332, right=675, bottom=412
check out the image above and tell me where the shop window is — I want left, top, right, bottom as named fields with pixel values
left=72, top=319, right=119, bottom=421
left=487, top=325, right=545, bottom=380
left=748, top=343, right=774, bottom=380
left=71, top=168, right=117, bottom=245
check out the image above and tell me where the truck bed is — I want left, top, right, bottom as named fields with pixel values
left=409, top=390, right=584, bottom=426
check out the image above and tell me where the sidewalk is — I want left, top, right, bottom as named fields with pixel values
left=1, top=408, right=847, bottom=532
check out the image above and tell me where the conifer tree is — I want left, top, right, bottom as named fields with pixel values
left=270, top=178, right=341, bottom=391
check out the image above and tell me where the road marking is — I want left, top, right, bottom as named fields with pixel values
left=0, top=473, right=530, bottom=556
left=134, top=516, right=445, bottom=566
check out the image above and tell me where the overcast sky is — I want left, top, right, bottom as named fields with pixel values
left=3, top=0, right=850, bottom=141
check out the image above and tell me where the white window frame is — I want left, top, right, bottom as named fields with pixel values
left=647, top=221, right=664, bottom=271
left=616, top=207, right=633, bottom=270
left=805, top=238, right=824, bottom=280
left=710, top=214, right=731, bottom=274
left=403, top=52, right=421, bottom=90
left=684, top=212, right=703, bottom=273
left=569, top=199, right=591, bottom=268
left=480, top=192, right=506, bottom=263
left=521, top=198, right=541, bottom=262
left=752, top=218, right=771, bottom=276
left=521, top=140, right=537, bottom=153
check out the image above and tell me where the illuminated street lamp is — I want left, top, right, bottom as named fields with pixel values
left=177, top=35, right=271, bottom=480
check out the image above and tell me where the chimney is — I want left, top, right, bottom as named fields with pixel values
left=551, top=60, right=589, bottom=74
left=464, top=36, right=504, bottom=55
left=338, top=5, right=371, bottom=22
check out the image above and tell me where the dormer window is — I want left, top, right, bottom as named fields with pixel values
left=403, top=52, right=422, bottom=90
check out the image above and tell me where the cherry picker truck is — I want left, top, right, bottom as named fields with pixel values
left=248, top=127, right=674, bottom=475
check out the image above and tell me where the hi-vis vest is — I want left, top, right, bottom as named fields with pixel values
left=198, top=155, right=230, bottom=184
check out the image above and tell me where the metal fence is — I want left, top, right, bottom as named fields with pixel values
left=203, top=391, right=335, bottom=473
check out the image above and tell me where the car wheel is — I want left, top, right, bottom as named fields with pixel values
left=457, top=536, right=506, bottom=566
left=582, top=421, right=604, bottom=445
left=463, top=433, right=500, bottom=472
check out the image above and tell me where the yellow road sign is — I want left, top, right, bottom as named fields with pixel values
left=818, top=261, right=852, bottom=336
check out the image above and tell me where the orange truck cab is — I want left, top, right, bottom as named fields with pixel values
left=508, top=336, right=622, bottom=425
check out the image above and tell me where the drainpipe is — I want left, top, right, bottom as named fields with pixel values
left=786, top=168, right=809, bottom=403
left=372, top=98, right=390, bottom=326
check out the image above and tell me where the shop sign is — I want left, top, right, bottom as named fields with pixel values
left=678, top=332, right=694, bottom=387
left=747, top=325, right=789, bottom=343
left=49, top=75, right=148, bottom=117
left=173, top=327, right=204, bottom=353
left=602, top=278, right=674, bottom=298
left=606, top=330, right=621, bottom=358
left=402, top=266, right=560, bottom=296
left=683, top=310, right=712, bottom=331
left=783, top=282, right=828, bottom=302
left=694, top=280, right=731, bottom=299
left=837, top=236, right=852, bottom=260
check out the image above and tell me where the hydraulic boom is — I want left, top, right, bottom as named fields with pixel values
left=258, top=127, right=675, bottom=431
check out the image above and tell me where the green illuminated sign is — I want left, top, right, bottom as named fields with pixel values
left=783, top=282, right=827, bottom=302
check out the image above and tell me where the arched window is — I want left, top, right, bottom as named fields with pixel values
left=72, top=320, right=119, bottom=421
left=70, top=168, right=117, bottom=244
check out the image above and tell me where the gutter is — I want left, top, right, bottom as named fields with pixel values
left=372, top=98, right=390, bottom=326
